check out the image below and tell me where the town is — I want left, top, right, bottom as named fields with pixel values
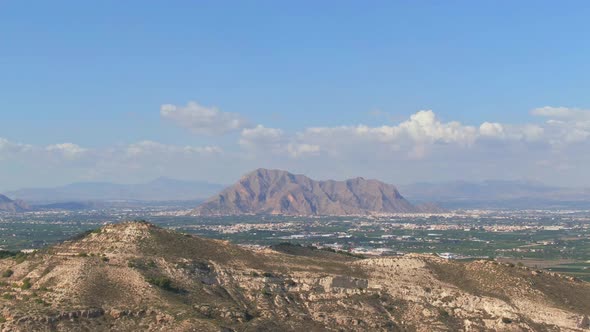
left=1, top=207, right=589, bottom=281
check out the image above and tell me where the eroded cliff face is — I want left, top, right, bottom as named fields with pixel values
left=0, top=222, right=588, bottom=331
left=193, top=169, right=424, bottom=216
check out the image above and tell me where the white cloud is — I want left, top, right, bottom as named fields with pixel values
left=531, top=106, right=590, bottom=121
left=5, top=105, right=590, bottom=189
left=530, top=106, right=590, bottom=145
left=238, top=125, right=322, bottom=159
left=303, top=110, right=479, bottom=148
left=45, top=143, right=87, bottom=159
left=126, top=140, right=222, bottom=157
left=286, top=143, right=320, bottom=158
left=479, top=122, right=505, bottom=138
left=238, top=125, right=283, bottom=148
left=160, top=101, right=246, bottom=135
left=0, top=137, right=33, bottom=155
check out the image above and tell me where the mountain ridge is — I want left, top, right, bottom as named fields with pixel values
left=0, top=194, right=29, bottom=212
left=193, top=168, right=440, bottom=216
left=6, top=177, right=224, bottom=203
left=399, top=180, right=590, bottom=209
left=0, top=221, right=587, bottom=331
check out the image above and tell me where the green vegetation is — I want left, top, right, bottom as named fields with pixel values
left=146, top=276, right=175, bottom=291
left=14, top=252, right=28, bottom=264
left=0, top=250, right=19, bottom=259
left=21, top=278, right=32, bottom=290
left=261, top=288, right=272, bottom=296
left=78, top=252, right=88, bottom=257
left=2, top=269, right=13, bottom=278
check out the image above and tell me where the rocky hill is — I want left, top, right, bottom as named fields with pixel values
left=193, top=169, right=435, bottom=216
left=0, top=194, right=29, bottom=212
left=0, top=221, right=588, bottom=331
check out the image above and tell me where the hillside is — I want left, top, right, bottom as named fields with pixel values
left=0, top=221, right=588, bottom=331
left=193, top=169, right=433, bottom=216
left=0, top=194, right=29, bottom=212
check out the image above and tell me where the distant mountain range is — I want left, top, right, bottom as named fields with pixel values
left=6, top=177, right=224, bottom=204
left=0, top=194, right=29, bottom=212
left=193, top=168, right=442, bottom=216
left=4, top=175, right=590, bottom=212
left=399, top=180, right=590, bottom=209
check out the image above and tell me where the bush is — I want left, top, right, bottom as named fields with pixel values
left=2, top=269, right=13, bottom=278
left=78, top=252, right=88, bottom=257
left=146, top=276, right=174, bottom=291
left=21, top=278, right=32, bottom=290
left=0, top=250, right=19, bottom=259
left=14, top=253, right=27, bottom=264
left=101, top=256, right=109, bottom=262
left=501, top=317, right=512, bottom=324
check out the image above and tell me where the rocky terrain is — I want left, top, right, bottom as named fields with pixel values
left=0, top=194, right=29, bottom=213
left=0, top=221, right=588, bottom=331
left=193, top=169, right=438, bottom=216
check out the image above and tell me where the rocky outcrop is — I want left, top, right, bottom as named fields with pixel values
left=0, top=222, right=588, bottom=331
left=0, top=194, right=29, bottom=212
left=192, top=168, right=436, bottom=216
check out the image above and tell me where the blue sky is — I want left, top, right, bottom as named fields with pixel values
left=1, top=1, right=590, bottom=190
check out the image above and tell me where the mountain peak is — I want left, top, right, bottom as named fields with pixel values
left=193, top=169, right=428, bottom=216
left=0, top=194, right=29, bottom=212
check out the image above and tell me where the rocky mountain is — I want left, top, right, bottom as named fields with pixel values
left=0, top=221, right=588, bottom=331
left=7, top=177, right=224, bottom=203
left=0, top=194, right=29, bottom=212
left=193, top=169, right=437, bottom=216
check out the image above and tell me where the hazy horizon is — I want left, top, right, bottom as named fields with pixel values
left=2, top=2, right=590, bottom=191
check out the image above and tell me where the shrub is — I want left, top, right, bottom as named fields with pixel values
left=502, top=317, right=513, bottom=324
left=14, top=253, right=27, bottom=264
left=0, top=250, right=19, bottom=259
left=101, top=256, right=109, bottom=262
left=78, top=252, right=88, bottom=257
left=21, top=278, right=32, bottom=290
left=146, top=276, right=174, bottom=291
left=2, top=269, right=13, bottom=278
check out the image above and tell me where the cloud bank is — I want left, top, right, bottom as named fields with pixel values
left=2, top=104, right=590, bottom=189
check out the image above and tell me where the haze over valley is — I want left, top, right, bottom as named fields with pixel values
left=2, top=1, right=590, bottom=331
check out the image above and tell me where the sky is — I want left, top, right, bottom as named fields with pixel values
left=1, top=1, right=590, bottom=191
